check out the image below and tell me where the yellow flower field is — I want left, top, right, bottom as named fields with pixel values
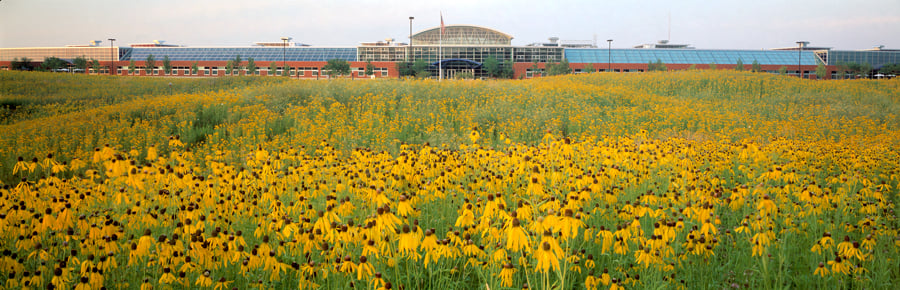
left=1, top=70, right=899, bottom=289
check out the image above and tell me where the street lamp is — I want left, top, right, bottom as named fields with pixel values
left=796, top=41, right=808, bottom=79
left=607, top=39, right=613, bottom=72
left=409, top=16, right=415, bottom=62
left=108, top=38, right=116, bottom=75
left=281, top=37, right=291, bottom=77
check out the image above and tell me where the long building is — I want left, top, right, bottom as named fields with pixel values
left=2, top=25, right=898, bottom=79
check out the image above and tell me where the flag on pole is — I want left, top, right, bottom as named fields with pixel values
left=440, top=12, right=445, bottom=35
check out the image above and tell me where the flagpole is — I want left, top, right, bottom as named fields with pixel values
left=439, top=13, right=443, bottom=81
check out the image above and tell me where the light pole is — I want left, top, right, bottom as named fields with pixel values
left=281, top=37, right=291, bottom=77
left=409, top=16, right=414, bottom=61
left=108, top=38, right=116, bottom=75
left=607, top=39, right=613, bottom=72
left=796, top=41, right=807, bottom=79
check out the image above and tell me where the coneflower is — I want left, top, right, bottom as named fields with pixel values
left=505, top=218, right=530, bottom=252
left=534, top=241, right=559, bottom=273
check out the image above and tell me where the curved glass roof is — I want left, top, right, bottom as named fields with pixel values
left=566, top=49, right=819, bottom=65
left=412, top=25, right=513, bottom=46
left=122, top=47, right=357, bottom=62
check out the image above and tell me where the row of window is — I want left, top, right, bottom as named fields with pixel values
left=358, top=46, right=563, bottom=63
left=108, top=66, right=390, bottom=77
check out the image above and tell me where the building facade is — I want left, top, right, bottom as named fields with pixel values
left=2, top=25, right=898, bottom=79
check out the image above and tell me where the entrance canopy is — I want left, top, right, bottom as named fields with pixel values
left=430, top=58, right=482, bottom=69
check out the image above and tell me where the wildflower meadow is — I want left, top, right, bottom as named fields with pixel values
left=1, top=70, right=899, bottom=289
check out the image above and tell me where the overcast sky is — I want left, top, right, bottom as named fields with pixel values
left=1, top=0, right=898, bottom=50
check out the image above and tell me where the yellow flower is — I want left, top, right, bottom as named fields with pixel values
left=74, top=276, right=91, bottom=290
left=813, top=262, right=829, bottom=278
left=756, top=195, right=777, bottom=217
left=159, top=267, right=176, bottom=284
left=585, top=275, right=600, bottom=289
left=499, top=263, right=516, bottom=287
left=339, top=255, right=358, bottom=274
left=213, top=277, right=233, bottom=290
left=397, top=195, right=416, bottom=217
left=836, top=235, right=853, bottom=254
left=861, top=234, right=876, bottom=251
left=146, top=146, right=158, bottom=161
left=828, top=257, right=850, bottom=275
left=505, top=218, right=530, bottom=252
left=357, top=256, right=374, bottom=280
left=455, top=203, right=475, bottom=228
left=811, top=232, right=833, bottom=254
left=552, top=209, right=584, bottom=241
left=12, top=156, right=29, bottom=175
left=398, top=224, right=421, bottom=260
left=610, top=280, right=624, bottom=290
left=534, top=241, right=560, bottom=273
left=140, top=278, right=153, bottom=290
left=469, top=128, right=481, bottom=144
left=195, top=270, right=213, bottom=287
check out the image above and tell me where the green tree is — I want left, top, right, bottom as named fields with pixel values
left=501, top=60, right=515, bottom=79
left=483, top=56, right=500, bottom=78
left=225, top=60, right=234, bottom=75
left=454, top=71, right=475, bottom=79
left=232, top=55, right=243, bottom=75
left=708, top=62, right=717, bottom=70
left=10, top=58, right=23, bottom=70
left=734, top=59, right=744, bottom=71
left=859, top=63, right=873, bottom=78
left=835, top=61, right=849, bottom=79
left=91, top=59, right=100, bottom=73
left=396, top=62, right=412, bottom=77
left=529, top=63, right=541, bottom=77
left=778, top=66, right=787, bottom=75
left=880, top=63, right=900, bottom=75
left=162, top=56, right=172, bottom=75
left=688, top=64, right=697, bottom=70
left=751, top=60, right=762, bottom=73
left=648, top=59, right=667, bottom=72
left=74, top=56, right=88, bottom=73
left=815, top=62, right=827, bottom=79
left=583, top=63, right=595, bottom=73
left=411, top=59, right=430, bottom=78
left=268, top=62, right=277, bottom=76
left=145, top=54, right=156, bottom=75
left=192, top=62, right=200, bottom=75
left=323, top=58, right=351, bottom=77
left=365, top=61, right=375, bottom=76
left=844, top=62, right=873, bottom=78
left=547, top=59, right=571, bottom=76
left=40, top=57, right=66, bottom=71
left=12, top=57, right=35, bottom=71
left=128, top=59, right=136, bottom=74
left=247, top=57, right=257, bottom=75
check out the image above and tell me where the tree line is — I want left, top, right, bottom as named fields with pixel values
left=9, top=55, right=899, bottom=79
